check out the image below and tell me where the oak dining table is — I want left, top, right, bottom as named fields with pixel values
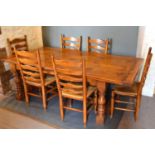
left=3, top=47, right=143, bottom=125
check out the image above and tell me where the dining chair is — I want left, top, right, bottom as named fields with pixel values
left=87, top=36, right=109, bottom=54
left=15, top=50, right=57, bottom=110
left=60, top=34, right=82, bottom=51
left=52, top=56, right=97, bottom=126
left=110, top=47, right=153, bottom=121
left=7, top=35, right=29, bottom=55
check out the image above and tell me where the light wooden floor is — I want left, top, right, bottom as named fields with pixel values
left=0, top=108, right=55, bottom=129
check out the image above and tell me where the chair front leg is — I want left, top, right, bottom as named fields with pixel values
left=94, top=90, right=98, bottom=114
left=134, top=95, right=141, bottom=121
left=24, top=84, right=29, bottom=104
left=83, top=99, right=87, bottom=127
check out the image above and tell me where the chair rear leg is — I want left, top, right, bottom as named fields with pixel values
left=41, top=86, right=47, bottom=110
left=110, top=91, right=115, bottom=119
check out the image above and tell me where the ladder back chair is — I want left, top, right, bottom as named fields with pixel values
left=15, top=50, right=56, bottom=110
left=7, top=35, right=29, bottom=55
left=87, top=36, right=109, bottom=54
left=52, top=56, right=97, bottom=126
left=110, top=47, right=153, bottom=121
left=60, top=34, right=82, bottom=51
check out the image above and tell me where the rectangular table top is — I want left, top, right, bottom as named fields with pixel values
left=3, top=47, right=143, bottom=85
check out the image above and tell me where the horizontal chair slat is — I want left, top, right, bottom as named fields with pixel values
left=64, top=42, right=80, bottom=48
left=10, top=38, right=26, bottom=44
left=89, top=39, right=107, bottom=44
left=63, top=106, right=83, bottom=112
left=63, top=88, right=83, bottom=95
left=58, top=74, right=83, bottom=82
left=15, top=44, right=28, bottom=50
left=90, top=45, right=105, bottom=51
left=16, top=51, right=36, bottom=58
left=18, top=58, right=38, bottom=65
left=60, top=82, right=83, bottom=89
left=115, top=100, right=135, bottom=104
left=43, top=70, right=54, bottom=75
left=21, top=64, right=39, bottom=72
left=28, top=92, right=41, bottom=98
left=63, top=37, right=80, bottom=42
left=25, top=76, right=41, bottom=83
left=23, top=70, right=40, bottom=78
left=114, top=107, right=134, bottom=112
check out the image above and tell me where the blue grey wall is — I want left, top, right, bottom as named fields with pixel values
left=42, top=26, right=139, bottom=56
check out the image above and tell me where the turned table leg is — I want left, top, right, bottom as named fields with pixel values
left=96, top=81, right=106, bottom=125
left=10, top=64, right=23, bottom=100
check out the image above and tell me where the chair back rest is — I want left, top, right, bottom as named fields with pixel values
left=7, top=35, right=28, bottom=55
left=60, top=34, right=82, bottom=51
left=15, top=50, right=44, bottom=86
left=52, top=56, right=86, bottom=99
left=139, top=47, right=153, bottom=93
left=87, top=37, right=109, bottom=54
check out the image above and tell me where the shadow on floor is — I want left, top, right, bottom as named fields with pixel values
left=0, top=93, right=123, bottom=129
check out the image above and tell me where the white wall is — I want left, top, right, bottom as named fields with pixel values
left=43, top=26, right=139, bottom=56
left=137, top=26, right=155, bottom=97
left=0, top=26, right=43, bottom=56
left=136, top=27, right=145, bottom=58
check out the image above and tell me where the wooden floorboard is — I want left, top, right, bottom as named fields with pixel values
left=0, top=108, right=55, bottom=129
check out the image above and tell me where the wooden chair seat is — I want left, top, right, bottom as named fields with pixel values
left=62, top=86, right=97, bottom=100
left=45, top=76, right=56, bottom=86
left=113, top=82, right=140, bottom=97
left=26, top=76, right=56, bottom=87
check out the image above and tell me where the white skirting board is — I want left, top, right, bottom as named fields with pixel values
left=142, top=87, right=154, bottom=97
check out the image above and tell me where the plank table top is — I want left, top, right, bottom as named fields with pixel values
left=3, top=47, right=143, bottom=85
